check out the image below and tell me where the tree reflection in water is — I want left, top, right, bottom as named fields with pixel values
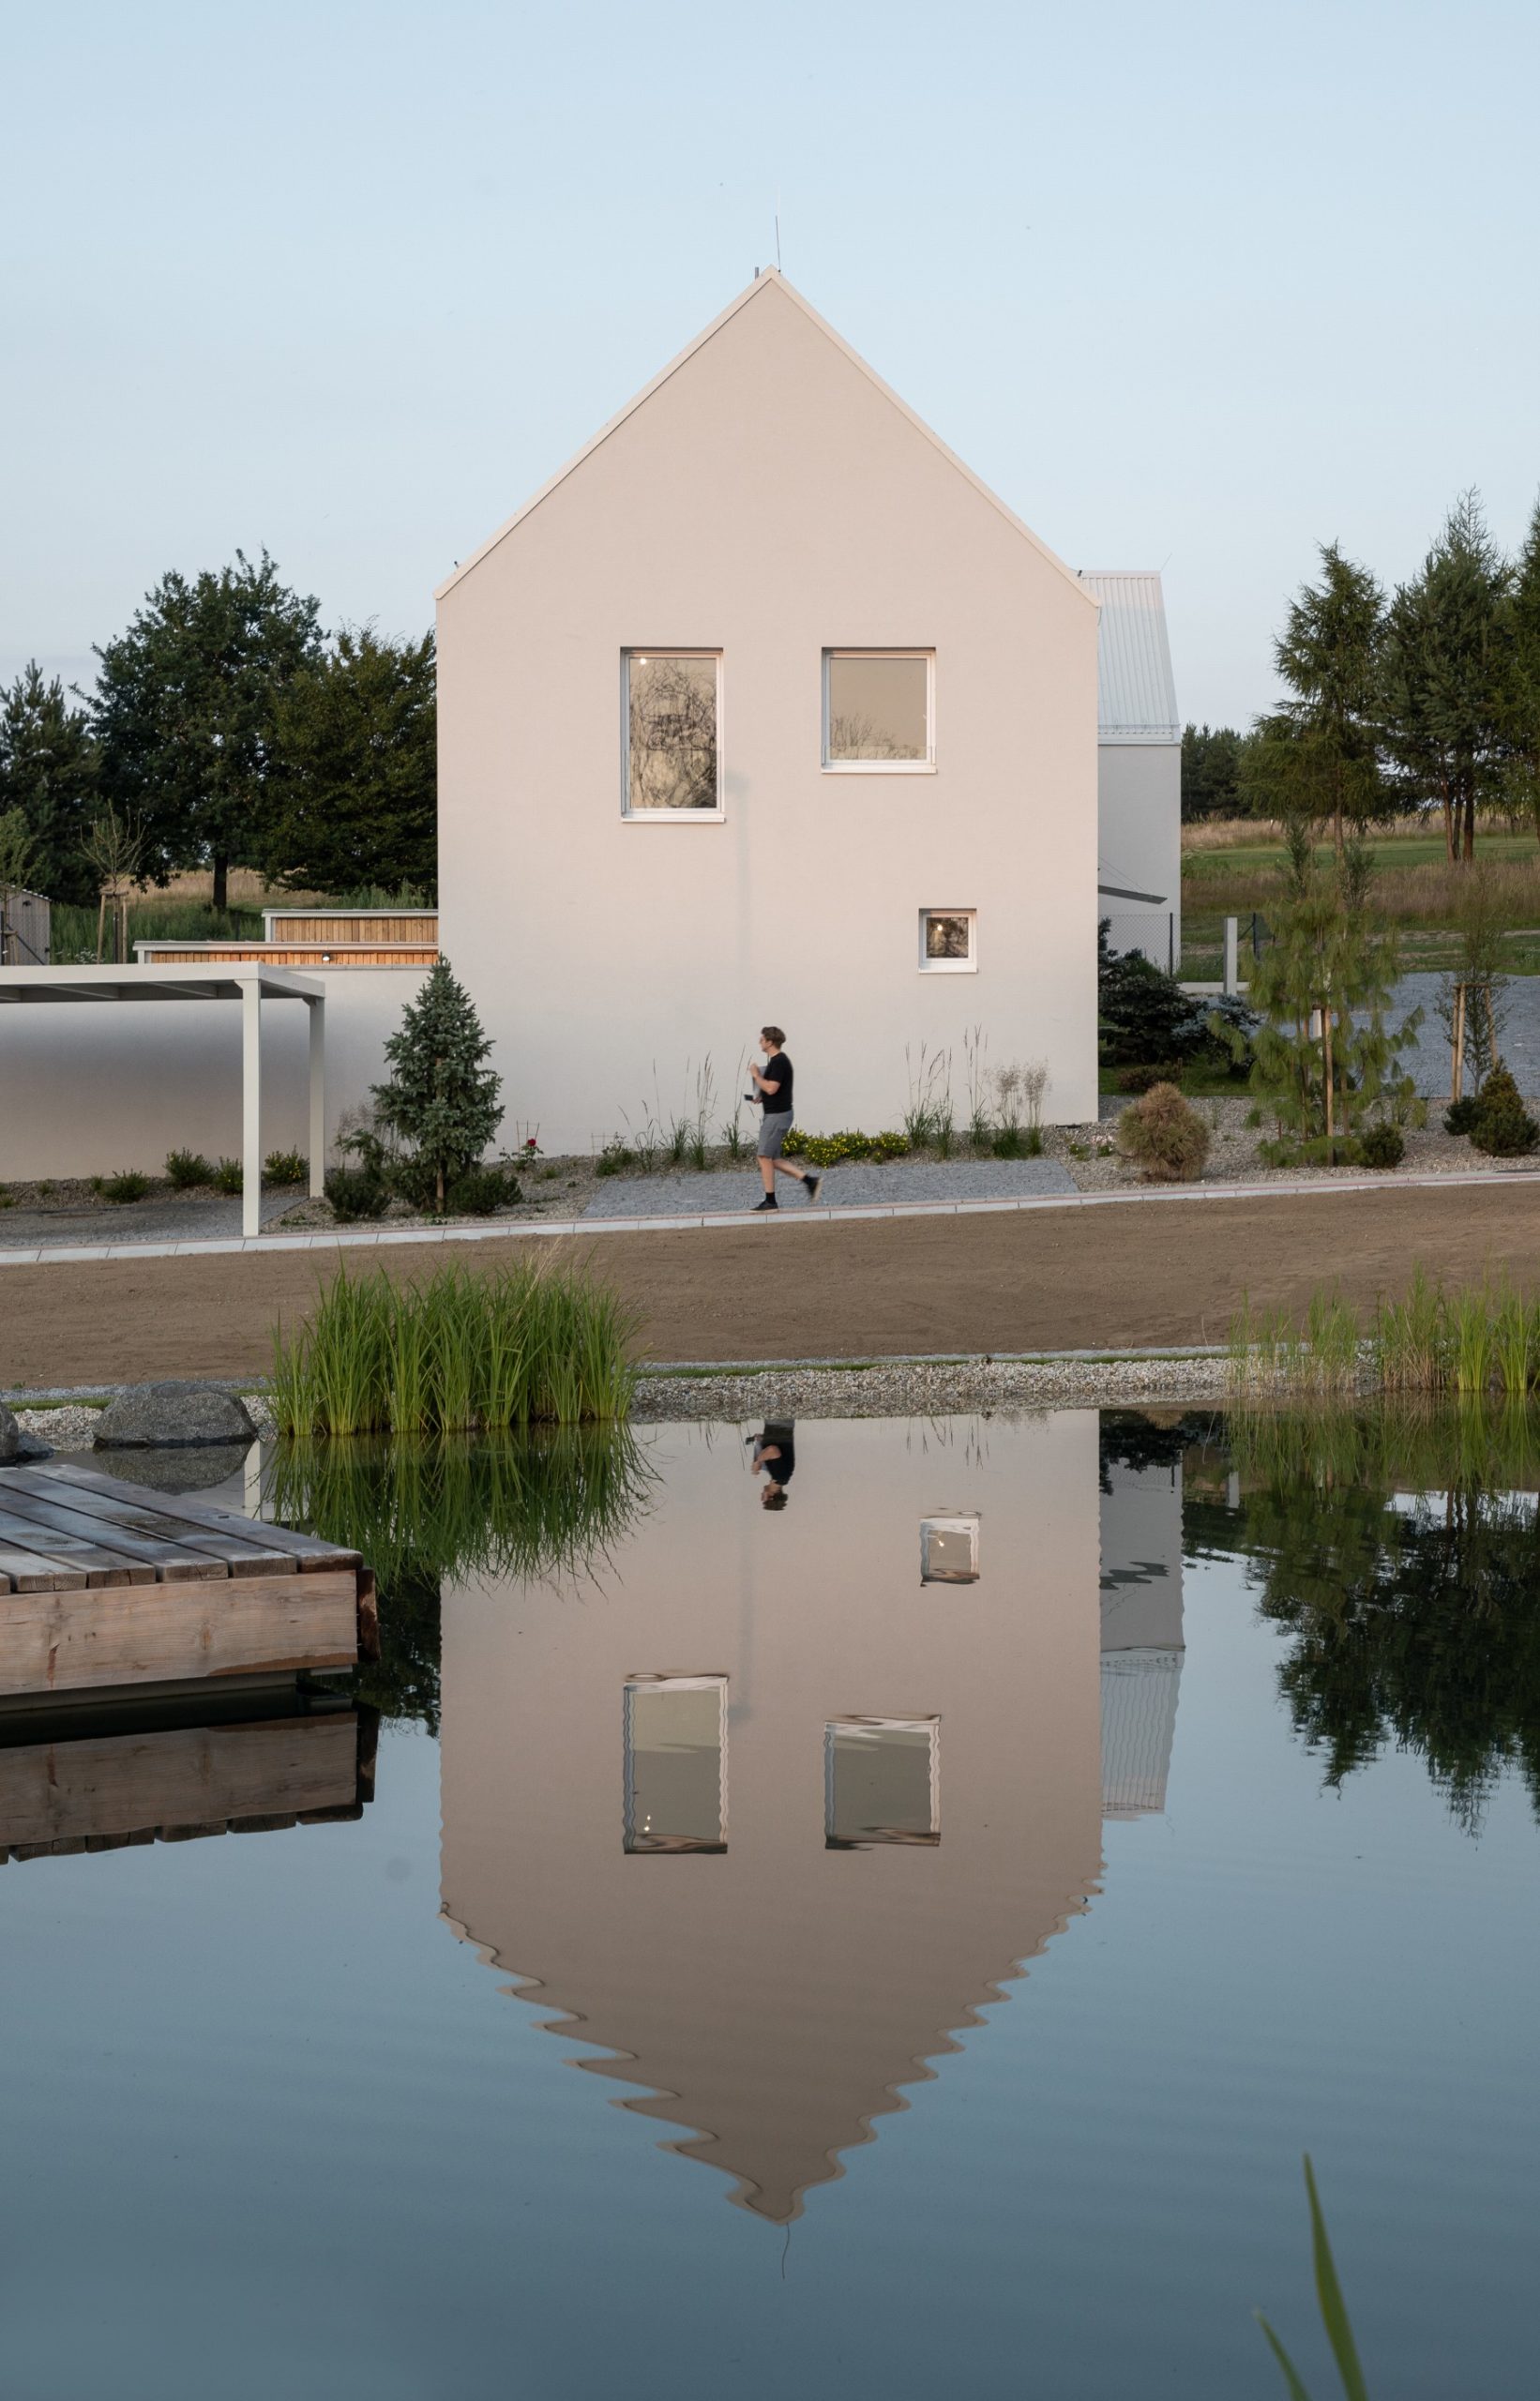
left=268, top=1427, right=654, bottom=1731
left=1225, top=1402, right=1540, bottom=1829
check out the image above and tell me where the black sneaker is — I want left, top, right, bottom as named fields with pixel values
left=805, top=1172, right=823, bottom=1203
left=753, top=1195, right=778, bottom=1211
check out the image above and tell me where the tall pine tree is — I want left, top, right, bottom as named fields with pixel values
left=371, top=959, right=503, bottom=1213
left=1381, top=492, right=1511, bottom=863
left=1251, top=543, right=1386, bottom=852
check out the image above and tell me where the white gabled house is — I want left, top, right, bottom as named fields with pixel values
left=436, top=268, right=1170, bottom=1153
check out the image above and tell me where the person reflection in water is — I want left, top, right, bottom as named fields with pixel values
left=750, top=1420, right=796, bottom=1510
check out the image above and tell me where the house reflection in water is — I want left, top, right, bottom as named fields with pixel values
left=1099, top=1450, right=1185, bottom=1818
left=438, top=1412, right=1182, bottom=2223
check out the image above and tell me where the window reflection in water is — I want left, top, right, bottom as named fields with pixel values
left=825, top=1717, right=940, bottom=1849
left=624, top=1676, right=727, bottom=1853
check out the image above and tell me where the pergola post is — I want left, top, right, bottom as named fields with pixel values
left=307, top=994, right=325, bottom=1198
left=241, top=976, right=262, bottom=1239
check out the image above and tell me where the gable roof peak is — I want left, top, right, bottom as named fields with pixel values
left=436, top=271, right=1092, bottom=605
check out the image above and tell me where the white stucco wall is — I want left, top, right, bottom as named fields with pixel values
left=0, top=970, right=425, bottom=1179
left=437, top=275, right=1100, bottom=1151
left=1097, top=741, right=1182, bottom=969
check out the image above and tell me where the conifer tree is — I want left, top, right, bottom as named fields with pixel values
left=371, top=959, right=503, bottom=1213
left=1251, top=543, right=1387, bottom=853
left=1381, top=493, right=1511, bottom=863
left=1225, top=833, right=1423, bottom=1163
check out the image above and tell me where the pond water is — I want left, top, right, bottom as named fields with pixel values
left=3, top=1408, right=1538, bottom=2400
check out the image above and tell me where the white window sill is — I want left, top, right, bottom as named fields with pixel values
left=622, top=809, right=726, bottom=823
left=823, top=761, right=937, bottom=776
left=919, top=960, right=977, bottom=974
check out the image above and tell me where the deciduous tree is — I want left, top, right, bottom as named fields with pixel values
left=262, top=626, right=435, bottom=893
left=0, top=662, right=98, bottom=906
left=91, top=550, right=322, bottom=910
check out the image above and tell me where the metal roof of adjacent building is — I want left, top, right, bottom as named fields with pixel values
left=1080, top=570, right=1180, bottom=743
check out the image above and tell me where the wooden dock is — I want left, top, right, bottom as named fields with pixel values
left=0, top=1460, right=378, bottom=1700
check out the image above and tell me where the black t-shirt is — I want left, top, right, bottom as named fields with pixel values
left=761, top=1424, right=796, bottom=1485
left=759, top=1052, right=793, bottom=1116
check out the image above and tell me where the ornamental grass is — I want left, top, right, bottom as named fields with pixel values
left=1230, top=1266, right=1540, bottom=1399
left=270, top=1260, right=637, bottom=1436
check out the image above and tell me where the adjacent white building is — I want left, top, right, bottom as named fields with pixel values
left=1082, top=571, right=1183, bottom=972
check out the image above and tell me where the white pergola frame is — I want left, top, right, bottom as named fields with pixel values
left=0, top=963, right=325, bottom=1239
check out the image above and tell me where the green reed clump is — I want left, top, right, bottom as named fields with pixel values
left=270, top=1260, right=637, bottom=1435
left=1233, top=1268, right=1540, bottom=1399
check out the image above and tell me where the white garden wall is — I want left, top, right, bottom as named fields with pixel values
left=0, top=969, right=427, bottom=1181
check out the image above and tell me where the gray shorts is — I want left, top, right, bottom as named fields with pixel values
left=757, top=1110, right=794, bottom=1158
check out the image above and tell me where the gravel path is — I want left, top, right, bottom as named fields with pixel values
left=583, top=1156, right=1076, bottom=1216
left=1388, top=974, right=1540, bottom=1098
left=0, top=1186, right=306, bottom=1250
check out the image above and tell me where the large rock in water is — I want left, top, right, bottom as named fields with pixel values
left=0, top=1401, right=52, bottom=1463
left=94, top=1382, right=258, bottom=1450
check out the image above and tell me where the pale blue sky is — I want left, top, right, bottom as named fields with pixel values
left=4, top=0, right=1536, bottom=726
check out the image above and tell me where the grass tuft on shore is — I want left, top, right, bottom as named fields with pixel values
left=270, top=1260, right=637, bottom=1435
left=1230, top=1266, right=1540, bottom=1398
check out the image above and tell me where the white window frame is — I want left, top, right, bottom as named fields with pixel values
left=918, top=908, right=977, bottom=974
left=920, top=1515, right=980, bottom=1585
left=823, top=1716, right=941, bottom=1848
left=621, top=650, right=724, bottom=822
left=822, top=649, right=935, bottom=774
left=623, top=1673, right=729, bottom=1852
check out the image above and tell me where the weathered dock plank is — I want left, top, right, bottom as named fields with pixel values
left=0, top=1569, right=360, bottom=1696
left=39, top=1462, right=363, bottom=1568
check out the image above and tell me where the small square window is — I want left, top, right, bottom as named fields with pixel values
left=623, top=652, right=721, bottom=816
left=920, top=1516, right=979, bottom=1584
left=823, top=651, right=933, bottom=771
left=624, top=1676, right=727, bottom=1851
left=919, top=909, right=975, bottom=972
left=825, top=1718, right=940, bottom=1849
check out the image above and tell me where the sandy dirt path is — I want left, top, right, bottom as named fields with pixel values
left=3, top=1183, right=1538, bottom=1390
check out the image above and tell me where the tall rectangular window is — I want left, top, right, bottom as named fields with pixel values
left=823, top=651, right=933, bottom=770
left=623, top=652, right=721, bottom=815
left=624, top=1676, right=727, bottom=1851
left=824, top=1717, right=940, bottom=1849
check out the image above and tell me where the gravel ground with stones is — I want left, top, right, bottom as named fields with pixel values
left=5, top=1359, right=1233, bottom=1444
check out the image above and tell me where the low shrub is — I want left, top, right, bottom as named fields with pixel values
left=212, top=1158, right=243, bottom=1196
left=264, top=1148, right=309, bottom=1186
left=445, top=1164, right=521, bottom=1216
left=991, top=1124, right=1046, bottom=1158
left=595, top=1139, right=639, bottom=1178
left=782, top=1128, right=909, bottom=1166
left=1444, top=1095, right=1480, bottom=1137
left=1116, top=1082, right=1211, bottom=1183
left=325, top=1165, right=391, bottom=1222
left=1361, top=1120, right=1406, bottom=1170
left=165, top=1148, right=213, bottom=1188
left=102, top=1170, right=151, bottom=1204
left=1470, top=1063, right=1539, bottom=1157
left=0, top=1184, right=14, bottom=1209
left=1116, top=1061, right=1185, bottom=1095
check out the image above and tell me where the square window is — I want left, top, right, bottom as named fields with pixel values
left=920, top=1516, right=979, bottom=1584
left=823, top=651, right=933, bottom=770
left=824, top=1717, right=940, bottom=1849
left=919, top=909, right=976, bottom=972
left=624, top=1676, right=727, bottom=1851
left=623, top=652, right=721, bottom=815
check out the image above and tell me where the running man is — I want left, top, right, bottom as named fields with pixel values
left=749, top=1420, right=797, bottom=1508
left=747, top=1025, right=822, bottom=1210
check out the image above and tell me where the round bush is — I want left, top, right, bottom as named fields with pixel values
left=1443, top=1096, right=1479, bottom=1139
left=445, top=1165, right=521, bottom=1216
left=1470, top=1064, right=1539, bottom=1158
left=1361, top=1121, right=1405, bottom=1170
left=1115, top=1082, right=1211, bottom=1184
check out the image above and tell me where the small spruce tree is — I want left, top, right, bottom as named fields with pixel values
left=372, top=958, right=503, bottom=1213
